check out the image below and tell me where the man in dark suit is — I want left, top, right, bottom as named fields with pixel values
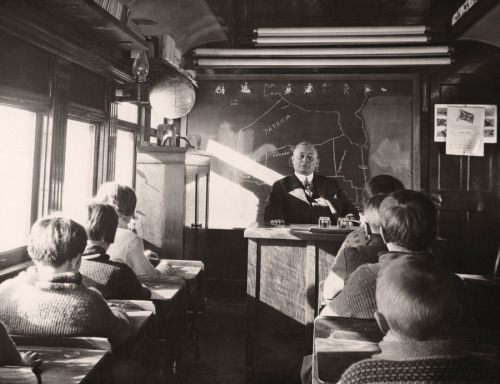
left=264, top=141, right=359, bottom=225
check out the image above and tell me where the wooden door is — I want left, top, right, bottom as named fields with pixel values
left=429, top=73, right=500, bottom=274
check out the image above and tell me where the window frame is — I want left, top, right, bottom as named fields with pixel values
left=0, top=91, right=49, bottom=269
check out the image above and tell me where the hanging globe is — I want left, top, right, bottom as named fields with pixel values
left=149, top=74, right=196, bottom=119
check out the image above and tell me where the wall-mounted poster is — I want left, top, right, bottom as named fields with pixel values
left=434, top=104, right=497, bottom=144
left=445, top=106, right=484, bottom=157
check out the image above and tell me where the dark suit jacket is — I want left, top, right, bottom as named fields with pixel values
left=263, top=174, right=359, bottom=224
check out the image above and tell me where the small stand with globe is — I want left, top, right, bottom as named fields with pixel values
left=150, top=73, right=196, bottom=147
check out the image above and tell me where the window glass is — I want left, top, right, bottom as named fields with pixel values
left=62, top=119, right=96, bottom=212
left=0, top=105, right=37, bottom=252
left=115, top=129, right=135, bottom=187
left=117, top=102, right=138, bottom=123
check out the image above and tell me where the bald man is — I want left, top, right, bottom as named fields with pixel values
left=264, top=141, right=359, bottom=225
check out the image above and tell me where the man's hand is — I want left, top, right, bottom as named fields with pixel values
left=20, top=351, right=42, bottom=368
left=314, top=197, right=339, bottom=216
left=269, top=219, right=286, bottom=225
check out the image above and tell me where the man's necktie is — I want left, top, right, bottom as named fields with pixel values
left=303, top=179, right=314, bottom=197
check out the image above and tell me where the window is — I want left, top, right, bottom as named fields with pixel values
left=0, top=105, right=37, bottom=252
left=115, top=129, right=135, bottom=187
left=62, top=119, right=96, bottom=211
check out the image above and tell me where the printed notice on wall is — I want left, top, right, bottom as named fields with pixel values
left=435, top=104, right=497, bottom=144
left=445, top=106, right=484, bottom=156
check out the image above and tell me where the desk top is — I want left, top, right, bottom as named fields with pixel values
left=142, top=282, right=185, bottom=301
left=244, top=222, right=354, bottom=241
left=107, top=299, right=155, bottom=334
left=18, top=346, right=107, bottom=384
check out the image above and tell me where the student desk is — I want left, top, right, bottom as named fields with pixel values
left=140, top=281, right=188, bottom=376
left=12, top=301, right=156, bottom=384
left=244, top=223, right=352, bottom=381
left=312, top=316, right=500, bottom=384
left=17, top=346, right=108, bottom=384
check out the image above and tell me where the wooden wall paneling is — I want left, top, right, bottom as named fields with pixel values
left=135, top=150, right=186, bottom=258
left=429, top=74, right=500, bottom=274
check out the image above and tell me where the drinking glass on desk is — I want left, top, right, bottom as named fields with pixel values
left=318, top=217, right=331, bottom=228
left=337, top=217, right=349, bottom=229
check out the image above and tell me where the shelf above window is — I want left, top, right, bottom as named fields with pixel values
left=32, top=0, right=148, bottom=51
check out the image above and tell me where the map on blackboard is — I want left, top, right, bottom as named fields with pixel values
left=187, top=78, right=414, bottom=229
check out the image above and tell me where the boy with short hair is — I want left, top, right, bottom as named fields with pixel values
left=323, top=194, right=388, bottom=301
left=339, top=256, right=498, bottom=384
left=321, top=189, right=468, bottom=318
left=0, top=216, right=130, bottom=346
left=79, top=202, right=151, bottom=300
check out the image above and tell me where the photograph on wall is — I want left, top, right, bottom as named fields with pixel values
left=434, top=104, right=497, bottom=143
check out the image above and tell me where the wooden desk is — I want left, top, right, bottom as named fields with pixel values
left=312, top=316, right=500, bottom=384
left=17, top=345, right=107, bottom=384
left=140, top=281, right=188, bottom=376
left=12, top=301, right=157, bottom=384
left=244, top=223, right=352, bottom=381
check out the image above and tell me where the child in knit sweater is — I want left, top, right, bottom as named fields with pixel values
left=339, top=256, right=498, bottom=384
left=79, top=202, right=151, bottom=300
left=0, top=216, right=131, bottom=346
left=321, top=190, right=469, bottom=319
left=95, top=182, right=175, bottom=277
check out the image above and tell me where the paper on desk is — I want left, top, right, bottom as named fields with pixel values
left=446, top=106, right=485, bottom=156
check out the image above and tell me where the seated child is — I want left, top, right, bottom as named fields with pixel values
left=0, top=216, right=130, bottom=346
left=79, top=202, right=151, bottom=300
left=336, top=174, right=404, bottom=256
left=95, top=182, right=175, bottom=277
left=0, top=320, right=41, bottom=368
left=323, top=194, right=388, bottom=301
left=321, top=189, right=468, bottom=319
left=339, top=255, right=498, bottom=384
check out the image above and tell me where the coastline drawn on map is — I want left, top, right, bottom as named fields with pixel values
left=187, top=79, right=415, bottom=228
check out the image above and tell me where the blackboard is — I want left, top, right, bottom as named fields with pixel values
left=187, top=74, right=420, bottom=229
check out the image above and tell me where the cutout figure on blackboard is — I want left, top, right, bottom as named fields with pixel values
left=343, top=83, right=350, bottom=95
left=264, top=83, right=274, bottom=97
left=304, top=83, right=313, bottom=94
left=364, top=84, right=373, bottom=96
left=240, top=82, right=251, bottom=94
left=264, top=141, right=359, bottom=225
left=215, top=83, right=225, bottom=95
left=321, top=82, right=330, bottom=94
left=284, top=83, right=293, bottom=95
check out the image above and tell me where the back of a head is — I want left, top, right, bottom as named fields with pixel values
left=379, top=189, right=437, bottom=251
left=362, top=175, right=405, bottom=207
left=86, top=202, right=118, bottom=244
left=95, top=182, right=136, bottom=217
left=28, top=216, right=87, bottom=267
left=363, top=194, right=387, bottom=232
left=376, top=255, right=459, bottom=340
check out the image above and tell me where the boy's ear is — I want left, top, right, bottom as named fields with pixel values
left=374, top=311, right=390, bottom=334
left=69, top=253, right=82, bottom=271
left=379, top=227, right=387, bottom=244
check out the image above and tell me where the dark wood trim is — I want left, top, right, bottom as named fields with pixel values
left=46, top=56, right=71, bottom=212
left=68, top=103, right=106, bottom=122
left=0, top=2, right=134, bottom=84
left=0, top=87, right=50, bottom=111
left=107, top=102, right=118, bottom=182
